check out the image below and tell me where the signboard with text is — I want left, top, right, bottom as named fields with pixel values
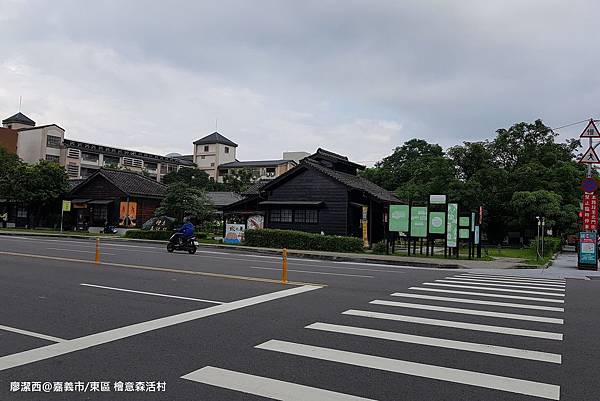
left=446, top=203, right=458, bottom=248
left=389, top=205, right=409, bottom=232
left=428, top=212, right=446, bottom=234
left=578, top=231, right=598, bottom=268
left=582, top=192, right=598, bottom=231
left=410, top=207, right=428, bottom=237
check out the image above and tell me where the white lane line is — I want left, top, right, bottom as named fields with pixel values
left=435, top=279, right=565, bottom=292
left=424, top=283, right=565, bottom=297
left=342, top=310, right=563, bottom=340
left=249, top=266, right=373, bottom=278
left=80, top=283, right=224, bottom=304
left=390, top=293, right=564, bottom=312
left=182, top=366, right=375, bottom=401
left=445, top=277, right=565, bottom=288
left=0, top=285, right=321, bottom=372
left=306, top=322, right=562, bottom=364
left=0, top=236, right=449, bottom=271
left=369, top=300, right=563, bottom=324
left=410, top=287, right=564, bottom=304
left=0, top=325, right=66, bottom=343
left=291, top=264, right=405, bottom=274
left=459, top=273, right=565, bottom=283
left=47, top=247, right=116, bottom=256
left=256, top=340, right=561, bottom=400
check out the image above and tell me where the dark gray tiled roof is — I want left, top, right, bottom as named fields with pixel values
left=303, top=159, right=400, bottom=202
left=206, top=192, right=244, bottom=208
left=2, top=112, right=35, bottom=126
left=242, top=179, right=271, bottom=196
left=218, top=159, right=294, bottom=168
left=193, top=132, right=238, bottom=147
left=68, top=178, right=85, bottom=190
left=71, top=169, right=167, bottom=199
left=173, top=154, right=194, bottom=164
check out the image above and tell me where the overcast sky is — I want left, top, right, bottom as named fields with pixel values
left=1, top=0, right=597, bottom=164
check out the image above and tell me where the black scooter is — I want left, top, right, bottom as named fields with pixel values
left=166, top=233, right=198, bottom=254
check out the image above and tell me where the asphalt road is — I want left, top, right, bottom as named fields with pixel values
left=0, top=235, right=598, bottom=400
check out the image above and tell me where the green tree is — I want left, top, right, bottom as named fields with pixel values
left=0, top=146, right=21, bottom=197
left=14, top=161, right=70, bottom=227
left=221, top=169, right=254, bottom=193
left=162, top=167, right=215, bottom=189
left=155, top=182, right=214, bottom=223
left=510, top=190, right=562, bottom=232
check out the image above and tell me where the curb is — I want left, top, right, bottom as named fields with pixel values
left=0, top=230, right=464, bottom=269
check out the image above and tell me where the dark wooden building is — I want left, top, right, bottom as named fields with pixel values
left=67, top=169, right=166, bottom=229
left=223, top=149, right=400, bottom=244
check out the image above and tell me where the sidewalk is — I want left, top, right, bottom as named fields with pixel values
left=0, top=230, right=531, bottom=269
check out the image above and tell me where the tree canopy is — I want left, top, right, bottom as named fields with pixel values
left=155, top=182, right=214, bottom=223
left=362, top=120, right=585, bottom=243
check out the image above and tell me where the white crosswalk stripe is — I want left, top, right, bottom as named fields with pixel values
left=306, top=322, right=562, bottom=363
left=182, top=366, right=376, bottom=401
left=256, top=340, right=561, bottom=400
left=434, top=279, right=565, bottom=292
left=459, top=273, right=565, bottom=283
left=342, top=309, right=563, bottom=340
left=409, top=286, right=565, bottom=303
left=369, top=300, right=563, bottom=324
left=423, top=282, right=565, bottom=297
left=444, top=276, right=566, bottom=288
left=390, top=292, right=564, bottom=312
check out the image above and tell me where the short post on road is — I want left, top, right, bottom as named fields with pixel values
left=95, top=237, right=100, bottom=264
left=281, top=248, right=288, bottom=284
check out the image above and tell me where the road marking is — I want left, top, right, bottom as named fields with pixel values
left=423, top=283, right=565, bottom=297
left=369, top=300, right=563, bottom=324
left=342, top=310, right=563, bottom=340
left=390, top=293, right=564, bottom=312
left=435, top=279, right=565, bottom=292
left=410, top=287, right=564, bottom=303
left=445, top=276, right=565, bottom=288
left=0, top=285, right=321, bottom=372
left=305, top=322, right=562, bottom=364
left=290, top=263, right=405, bottom=274
left=80, top=283, right=224, bottom=304
left=0, top=325, right=66, bottom=343
left=256, top=340, right=560, bottom=400
left=250, top=266, right=373, bottom=278
left=47, top=247, right=116, bottom=256
left=0, top=251, right=323, bottom=286
left=460, top=273, right=565, bottom=283
left=0, top=236, right=453, bottom=271
left=182, top=366, right=375, bottom=401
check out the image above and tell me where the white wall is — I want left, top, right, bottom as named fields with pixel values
left=16, top=129, right=44, bottom=163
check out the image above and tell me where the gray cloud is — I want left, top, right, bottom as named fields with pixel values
left=1, top=0, right=597, bottom=164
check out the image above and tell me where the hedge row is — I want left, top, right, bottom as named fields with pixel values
left=244, top=229, right=363, bottom=253
left=124, top=230, right=207, bottom=240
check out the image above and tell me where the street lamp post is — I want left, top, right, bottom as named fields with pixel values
left=536, top=216, right=541, bottom=261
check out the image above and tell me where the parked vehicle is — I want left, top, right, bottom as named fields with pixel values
left=103, top=225, right=119, bottom=234
left=166, top=233, right=198, bottom=254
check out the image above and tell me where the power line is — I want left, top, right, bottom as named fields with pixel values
left=550, top=118, right=595, bottom=132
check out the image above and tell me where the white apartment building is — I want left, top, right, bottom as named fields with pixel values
left=2, top=112, right=308, bottom=185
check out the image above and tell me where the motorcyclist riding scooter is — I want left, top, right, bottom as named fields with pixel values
left=167, top=218, right=198, bottom=254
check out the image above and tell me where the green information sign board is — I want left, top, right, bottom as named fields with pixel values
left=428, top=212, right=446, bottom=234
left=447, top=203, right=458, bottom=247
left=459, top=228, right=470, bottom=239
left=459, top=216, right=470, bottom=227
left=410, top=207, right=428, bottom=237
left=389, top=205, right=409, bottom=232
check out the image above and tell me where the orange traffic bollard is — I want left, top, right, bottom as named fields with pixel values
left=282, top=248, right=288, bottom=284
left=95, top=237, right=100, bottom=264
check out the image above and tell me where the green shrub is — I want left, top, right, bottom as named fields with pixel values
left=372, top=241, right=387, bottom=254
left=124, top=230, right=173, bottom=240
left=124, top=230, right=208, bottom=241
left=528, top=236, right=562, bottom=257
left=244, top=229, right=364, bottom=253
